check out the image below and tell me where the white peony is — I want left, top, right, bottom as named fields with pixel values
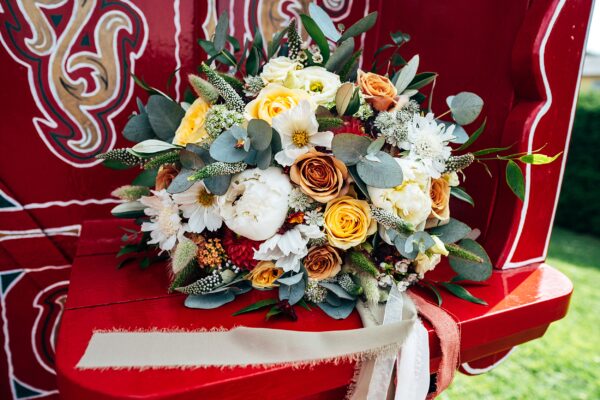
left=218, top=167, right=292, bottom=241
left=260, top=56, right=302, bottom=84
left=368, top=159, right=432, bottom=244
left=272, top=100, right=333, bottom=166
left=140, top=190, right=187, bottom=251
left=289, top=66, right=341, bottom=105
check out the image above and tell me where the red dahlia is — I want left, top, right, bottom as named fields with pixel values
left=332, top=117, right=368, bottom=137
left=222, top=228, right=262, bottom=270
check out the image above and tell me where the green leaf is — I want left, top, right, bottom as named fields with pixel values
left=300, top=14, right=330, bottom=63
left=339, top=12, right=378, bottom=43
left=344, top=88, right=361, bottom=116
left=246, top=47, right=260, bottom=76
left=209, top=128, right=249, bottom=162
left=204, top=174, right=232, bottom=195
left=448, top=239, right=492, bottom=282
left=348, top=165, right=370, bottom=200
left=213, top=11, right=229, bottom=52
left=391, top=31, right=410, bottom=45
left=450, top=187, right=475, bottom=206
left=166, top=169, right=195, bottom=194
left=472, top=144, right=513, bottom=157
left=367, top=137, right=385, bottom=155
left=427, top=218, right=471, bottom=244
left=279, top=278, right=306, bottom=305
left=146, top=95, right=185, bottom=141
left=277, top=272, right=304, bottom=286
left=448, top=92, right=484, bottom=125
left=116, top=244, right=138, bottom=258
left=394, top=55, right=419, bottom=94
left=247, top=119, right=273, bottom=151
left=506, top=160, right=525, bottom=201
left=406, top=72, right=437, bottom=90
left=117, top=256, right=136, bottom=269
left=520, top=152, right=562, bottom=165
left=132, top=139, right=178, bottom=154
left=325, top=38, right=355, bottom=73
left=457, top=118, right=487, bottom=151
left=319, top=282, right=356, bottom=300
left=422, top=282, right=443, bottom=306
left=332, top=133, right=371, bottom=165
left=265, top=306, right=282, bottom=320
left=442, top=122, right=468, bottom=144
left=356, top=151, right=403, bottom=188
left=440, top=282, right=487, bottom=305
left=335, top=82, right=355, bottom=115
left=123, top=113, right=155, bottom=143
left=298, top=299, right=312, bottom=311
left=139, top=257, right=151, bottom=269
left=227, top=35, right=240, bottom=52
left=110, top=201, right=145, bottom=219
left=404, top=231, right=436, bottom=255
left=309, top=3, right=341, bottom=41
left=317, top=298, right=356, bottom=319
left=102, top=159, right=131, bottom=170
left=267, top=29, right=286, bottom=59
left=233, top=298, right=278, bottom=316
left=179, top=150, right=204, bottom=170
left=132, top=169, right=158, bottom=187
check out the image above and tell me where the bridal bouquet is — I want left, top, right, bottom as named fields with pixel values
left=100, top=5, right=558, bottom=320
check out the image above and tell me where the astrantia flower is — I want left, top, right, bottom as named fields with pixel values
left=273, top=100, right=333, bottom=166
left=140, top=190, right=186, bottom=251
left=406, top=113, right=455, bottom=178
left=304, top=209, right=324, bottom=227
left=172, top=182, right=222, bottom=233
left=373, top=100, right=420, bottom=148
left=254, top=224, right=324, bottom=272
left=289, top=187, right=314, bottom=212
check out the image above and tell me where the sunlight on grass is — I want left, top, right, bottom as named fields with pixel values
left=440, top=228, right=600, bottom=399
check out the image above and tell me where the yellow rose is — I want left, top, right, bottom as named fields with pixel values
left=323, top=196, right=377, bottom=250
left=173, top=97, right=211, bottom=146
left=245, top=83, right=312, bottom=124
left=246, top=261, right=284, bottom=289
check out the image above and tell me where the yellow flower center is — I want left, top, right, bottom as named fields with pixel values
left=292, top=130, right=310, bottom=147
left=197, top=188, right=215, bottom=207
left=310, top=81, right=324, bottom=93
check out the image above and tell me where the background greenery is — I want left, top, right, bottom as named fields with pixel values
left=555, top=91, right=600, bottom=236
left=440, top=228, right=600, bottom=399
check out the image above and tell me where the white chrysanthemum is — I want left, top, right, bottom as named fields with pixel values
left=254, top=224, right=324, bottom=272
left=172, top=182, right=222, bottom=233
left=406, top=113, right=455, bottom=178
left=273, top=100, right=333, bottom=166
left=140, top=190, right=186, bottom=251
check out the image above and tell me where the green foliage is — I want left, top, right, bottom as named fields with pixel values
left=427, top=218, right=471, bottom=244
left=143, top=150, right=180, bottom=170
left=448, top=239, right=492, bottom=282
left=506, top=160, right=525, bottom=201
left=447, top=92, right=484, bottom=125
left=300, top=14, right=330, bottom=63
left=555, top=92, right=600, bottom=236
left=347, top=251, right=379, bottom=277
left=316, top=116, right=344, bottom=131
left=146, top=95, right=185, bottom=142
left=188, top=74, right=219, bottom=104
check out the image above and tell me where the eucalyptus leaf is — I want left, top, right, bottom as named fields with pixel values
left=339, top=12, right=378, bottom=43
left=319, top=282, right=355, bottom=300
left=344, top=88, right=361, bottom=116
left=132, top=169, right=158, bottom=187
left=367, top=136, right=385, bottom=155
left=356, top=151, right=403, bottom=188
left=279, top=278, right=306, bottom=305
left=166, top=169, right=195, bottom=194
left=179, top=150, right=205, bottom=170
left=146, top=95, right=185, bottom=141
left=325, top=292, right=342, bottom=306
left=441, top=122, right=468, bottom=144
left=184, top=291, right=235, bottom=309
left=317, top=298, right=356, bottom=319
left=132, top=139, right=178, bottom=154
left=427, top=218, right=471, bottom=244
left=394, top=54, right=419, bottom=94
left=404, top=231, right=435, bottom=254
left=277, top=272, right=304, bottom=286
left=123, top=113, right=155, bottom=143
left=450, top=187, right=475, bottom=206
left=111, top=201, right=145, bottom=219
left=348, top=165, right=370, bottom=200
left=309, top=3, right=341, bottom=41
left=506, top=160, right=525, bottom=201
left=394, top=234, right=418, bottom=259
left=210, top=128, right=248, bottom=162
left=247, top=119, right=273, bottom=151
left=406, top=72, right=437, bottom=91
left=449, top=92, right=484, bottom=125
left=332, top=134, right=371, bottom=165
left=204, top=174, right=232, bottom=195
left=448, top=239, right=492, bottom=282
left=440, top=282, right=487, bottom=306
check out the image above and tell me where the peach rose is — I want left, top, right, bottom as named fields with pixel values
left=357, top=70, right=398, bottom=111
left=155, top=164, right=180, bottom=191
left=426, top=173, right=457, bottom=228
left=323, top=196, right=377, bottom=250
left=289, top=150, right=350, bottom=203
left=246, top=261, right=284, bottom=289
left=305, top=245, right=342, bottom=280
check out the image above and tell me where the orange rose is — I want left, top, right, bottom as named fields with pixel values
left=155, top=164, right=180, bottom=191
left=289, top=150, right=350, bottom=203
left=357, top=70, right=398, bottom=111
left=305, top=245, right=342, bottom=280
left=426, top=174, right=452, bottom=228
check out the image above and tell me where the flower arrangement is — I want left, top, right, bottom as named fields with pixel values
left=101, top=6, right=559, bottom=320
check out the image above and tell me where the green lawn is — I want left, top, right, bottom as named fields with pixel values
left=440, top=228, right=600, bottom=400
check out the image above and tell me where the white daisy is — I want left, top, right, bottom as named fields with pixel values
left=172, top=182, right=222, bottom=233
left=254, top=224, right=324, bottom=272
left=406, top=113, right=455, bottom=178
left=140, top=190, right=186, bottom=251
left=273, top=100, right=333, bottom=166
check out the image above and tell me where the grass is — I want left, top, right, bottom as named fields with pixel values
left=439, top=228, right=600, bottom=399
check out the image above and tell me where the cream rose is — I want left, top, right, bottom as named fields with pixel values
left=414, top=236, right=448, bottom=275
left=173, top=97, right=211, bottom=146
left=245, top=83, right=313, bottom=124
left=219, top=167, right=291, bottom=241
left=324, top=196, right=377, bottom=250
left=260, top=56, right=301, bottom=84
left=289, top=66, right=341, bottom=105
left=368, top=159, right=432, bottom=243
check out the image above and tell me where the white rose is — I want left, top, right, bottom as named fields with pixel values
left=260, top=56, right=301, bottom=84
left=368, top=159, right=432, bottom=244
left=219, top=167, right=291, bottom=241
left=289, top=66, right=341, bottom=105
left=414, top=236, right=448, bottom=275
